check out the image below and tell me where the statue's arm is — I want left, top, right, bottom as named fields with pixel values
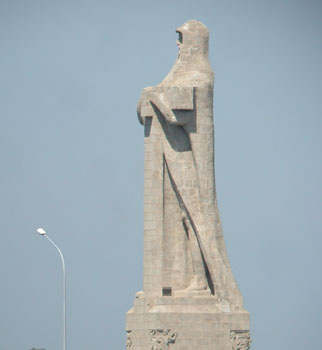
left=149, top=92, right=179, bottom=124
left=137, top=86, right=194, bottom=126
left=137, top=87, right=154, bottom=125
left=137, top=99, right=144, bottom=125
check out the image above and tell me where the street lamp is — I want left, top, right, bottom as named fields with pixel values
left=36, top=228, right=66, bottom=350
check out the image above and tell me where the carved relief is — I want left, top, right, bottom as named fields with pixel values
left=126, top=330, right=132, bottom=349
left=230, top=330, right=251, bottom=350
left=150, top=329, right=177, bottom=350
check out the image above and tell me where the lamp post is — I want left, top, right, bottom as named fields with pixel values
left=36, top=228, right=66, bottom=350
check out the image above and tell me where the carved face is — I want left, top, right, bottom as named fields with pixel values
left=175, top=20, right=209, bottom=53
left=176, top=30, right=183, bottom=48
left=231, top=331, right=251, bottom=350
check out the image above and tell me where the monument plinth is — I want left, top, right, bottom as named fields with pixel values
left=126, top=20, right=250, bottom=350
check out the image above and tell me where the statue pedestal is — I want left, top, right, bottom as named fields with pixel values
left=126, top=295, right=250, bottom=350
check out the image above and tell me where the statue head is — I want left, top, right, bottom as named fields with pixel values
left=176, top=20, right=209, bottom=55
left=160, top=20, right=213, bottom=86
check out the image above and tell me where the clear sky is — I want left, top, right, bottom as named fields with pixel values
left=0, top=1, right=321, bottom=349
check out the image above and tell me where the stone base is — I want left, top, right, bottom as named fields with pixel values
left=126, top=294, right=250, bottom=350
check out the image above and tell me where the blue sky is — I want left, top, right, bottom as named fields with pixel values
left=0, top=1, right=321, bottom=349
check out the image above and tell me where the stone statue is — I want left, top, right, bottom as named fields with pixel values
left=126, top=20, right=250, bottom=350
left=137, top=20, right=241, bottom=304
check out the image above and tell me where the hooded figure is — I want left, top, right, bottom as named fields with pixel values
left=137, top=20, right=242, bottom=306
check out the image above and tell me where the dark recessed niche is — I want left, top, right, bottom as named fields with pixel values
left=162, top=287, right=172, bottom=296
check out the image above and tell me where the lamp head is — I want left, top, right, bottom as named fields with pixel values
left=36, top=228, right=46, bottom=235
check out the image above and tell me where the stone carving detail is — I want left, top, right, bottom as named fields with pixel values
left=150, top=329, right=177, bottom=350
left=230, top=330, right=251, bottom=350
left=126, top=330, right=132, bottom=349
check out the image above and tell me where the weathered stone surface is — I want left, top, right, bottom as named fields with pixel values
left=126, top=20, right=250, bottom=349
